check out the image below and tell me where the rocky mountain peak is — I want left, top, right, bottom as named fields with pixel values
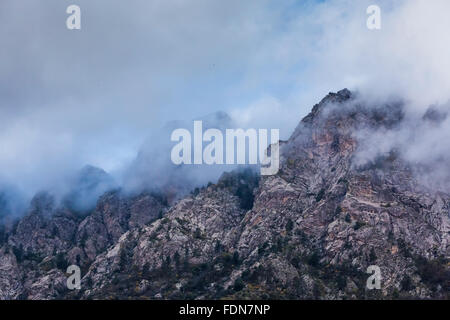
left=0, top=90, right=448, bottom=300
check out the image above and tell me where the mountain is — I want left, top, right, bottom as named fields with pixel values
left=0, top=189, right=168, bottom=299
left=0, top=90, right=448, bottom=300
left=63, top=165, right=117, bottom=213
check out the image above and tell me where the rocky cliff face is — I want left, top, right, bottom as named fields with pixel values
left=0, top=191, right=168, bottom=299
left=0, top=89, right=448, bottom=300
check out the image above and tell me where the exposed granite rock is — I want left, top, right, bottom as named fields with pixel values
left=0, top=191, right=168, bottom=299
left=77, top=90, right=448, bottom=300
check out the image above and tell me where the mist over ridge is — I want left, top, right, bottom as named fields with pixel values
left=2, top=0, right=450, bottom=219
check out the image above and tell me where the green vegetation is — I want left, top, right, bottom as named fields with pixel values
left=55, top=252, right=69, bottom=270
left=369, top=248, right=377, bottom=263
left=353, top=221, right=365, bottom=230
left=217, top=168, right=260, bottom=210
left=414, top=256, right=449, bottom=292
left=285, top=219, right=294, bottom=232
left=344, top=213, right=351, bottom=223
left=315, top=188, right=326, bottom=202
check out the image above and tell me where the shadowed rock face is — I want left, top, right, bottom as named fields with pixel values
left=63, top=165, right=117, bottom=214
left=1, top=90, right=449, bottom=300
left=1, top=190, right=168, bottom=299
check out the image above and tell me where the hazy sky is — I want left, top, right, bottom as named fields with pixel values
left=1, top=0, right=449, bottom=197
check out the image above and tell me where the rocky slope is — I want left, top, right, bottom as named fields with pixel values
left=0, top=89, right=448, bottom=299
left=0, top=190, right=168, bottom=299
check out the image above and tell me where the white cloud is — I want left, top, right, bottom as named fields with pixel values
left=1, top=0, right=450, bottom=201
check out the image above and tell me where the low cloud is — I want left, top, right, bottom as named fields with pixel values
left=1, top=0, right=450, bottom=215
